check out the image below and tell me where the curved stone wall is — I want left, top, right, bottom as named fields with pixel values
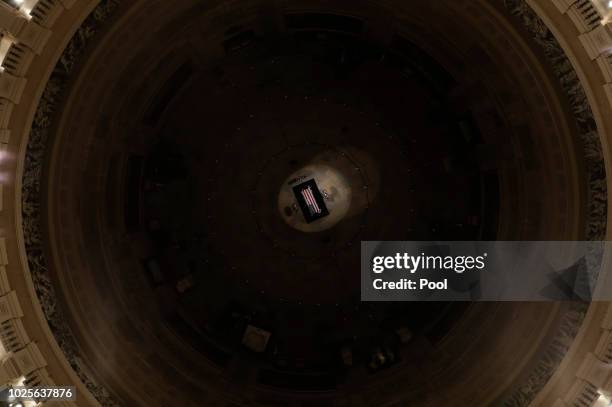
left=0, top=0, right=107, bottom=406
left=22, top=3, right=121, bottom=405
left=513, top=1, right=612, bottom=405
left=501, top=1, right=606, bottom=405
left=22, top=1, right=121, bottom=404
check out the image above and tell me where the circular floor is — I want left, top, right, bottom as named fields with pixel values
left=140, top=33, right=486, bottom=376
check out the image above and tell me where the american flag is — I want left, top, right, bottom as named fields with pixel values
left=301, top=186, right=321, bottom=215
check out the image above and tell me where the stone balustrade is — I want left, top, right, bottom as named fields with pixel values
left=30, top=0, right=67, bottom=28
left=552, top=0, right=612, bottom=113
left=0, top=237, right=50, bottom=406
left=551, top=302, right=612, bottom=405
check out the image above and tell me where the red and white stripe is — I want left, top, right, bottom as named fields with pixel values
left=302, top=186, right=321, bottom=214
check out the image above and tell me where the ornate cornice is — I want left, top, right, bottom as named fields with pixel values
left=22, top=2, right=121, bottom=405
left=501, top=1, right=606, bottom=404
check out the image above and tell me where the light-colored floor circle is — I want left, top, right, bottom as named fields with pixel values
left=278, top=160, right=353, bottom=232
